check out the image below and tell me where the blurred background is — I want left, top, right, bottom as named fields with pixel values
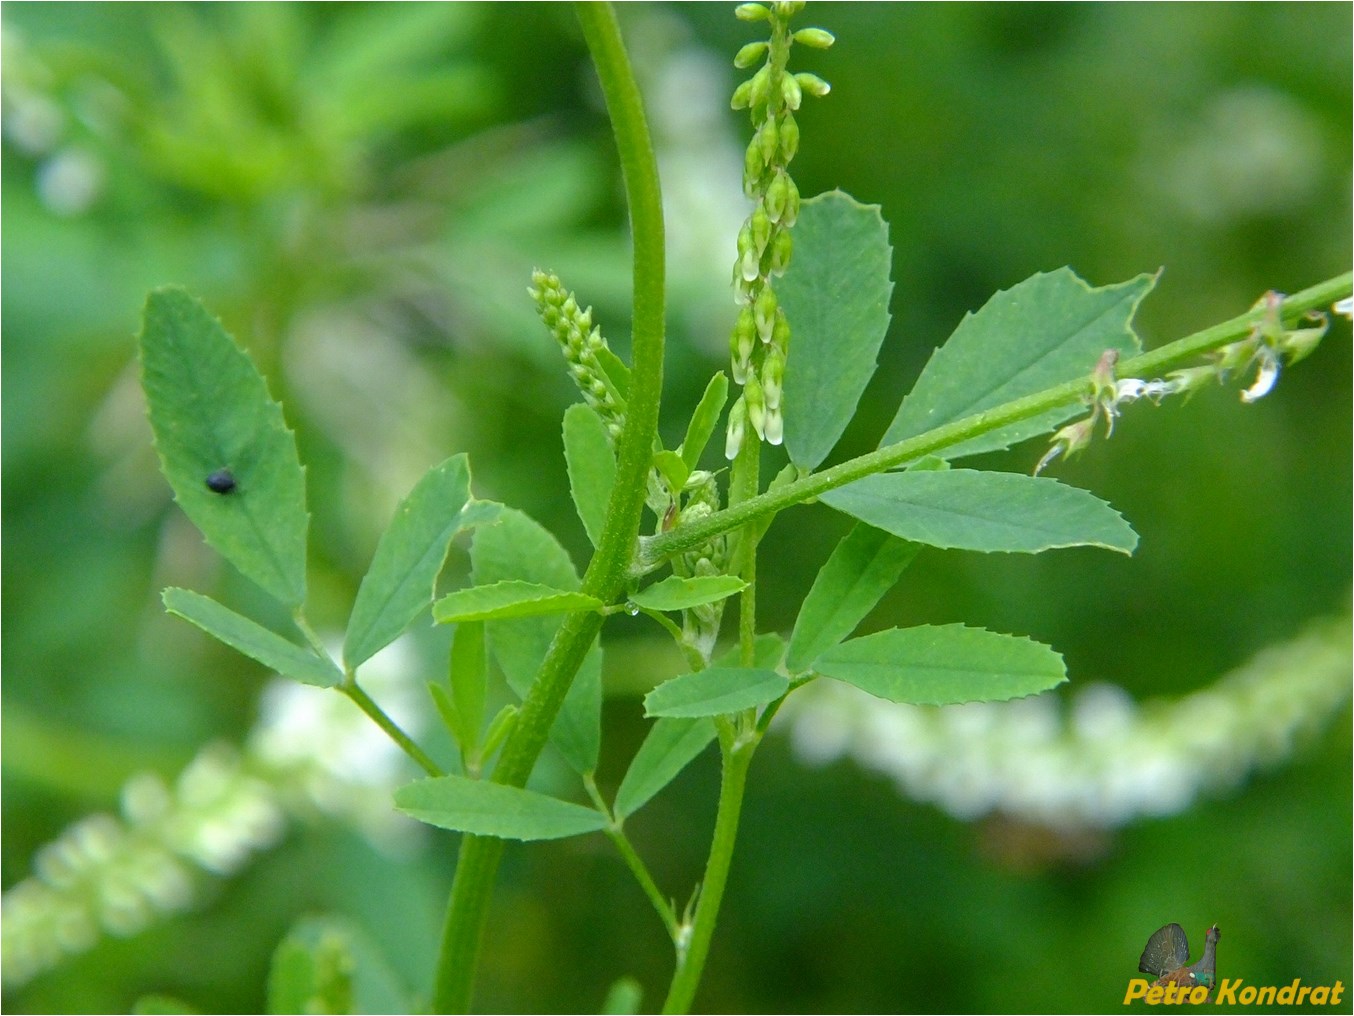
left=3, top=3, right=1349, bottom=1013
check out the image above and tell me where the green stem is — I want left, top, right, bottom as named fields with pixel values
left=639, top=271, right=1352, bottom=569
left=431, top=5, right=666, bottom=1011
left=342, top=681, right=443, bottom=778
left=661, top=728, right=759, bottom=1014
left=584, top=774, right=681, bottom=941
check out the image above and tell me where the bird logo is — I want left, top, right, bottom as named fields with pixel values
left=1138, top=923, right=1221, bottom=999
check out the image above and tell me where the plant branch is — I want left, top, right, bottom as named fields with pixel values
left=661, top=729, right=759, bottom=1014
left=639, top=271, right=1352, bottom=568
left=341, top=681, right=443, bottom=778
left=431, top=4, right=666, bottom=1011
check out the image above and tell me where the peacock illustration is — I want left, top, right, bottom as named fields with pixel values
left=1138, top=923, right=1221, bottom=997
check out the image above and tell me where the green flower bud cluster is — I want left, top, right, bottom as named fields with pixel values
left=673, top=470, right=731, bottom=663
left=529, top=269, right=626, bottom=441
left=725, top=1, right=833, bottom=459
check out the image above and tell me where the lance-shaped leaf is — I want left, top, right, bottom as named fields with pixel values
left=394, top=775, right=607, bottom=841
left=163, top=587, right=342, bottom=688
left=644, top=667, right=788, bottom=719
left=629, top=575, right=747, bottom=613
left=820, top=469, right=1137, bottom=555
left=680, top=371, right=729, bottom=473
left=614, top=717, right=718, bottom=820
left=780, top=191, right=894, bottom=471
left=787, top=524, right=921, bottom=673
left=881, top=268, right=1156, bottom=459
left=814, top=624, right=1066, bottom=706
left=139, top=288, right=309, bottom=606
left=470, top=508, right=601, bottom=773
left=564, top=404, right=616, bottom=548
left=344, top=455, right=494, bottom=669
left=433, top=580, right=603, bottom=623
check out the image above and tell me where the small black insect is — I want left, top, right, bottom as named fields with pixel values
left=205, top=468, right=237, bottom=494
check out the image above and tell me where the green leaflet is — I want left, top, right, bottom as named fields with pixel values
left=814, top=624, right=1067, bottom=706
left=564, top=404, right=616, bottom=548
left=432, top=580, right=603, bottom=623
left=787, top=524, right=921, bottom=673
left=819, top=469, right=1138, bottom=555
left=469, top=508, right=602, bottom=773
left=394, top=775, right=607, bottom=841
left=446, top=620, right=487, bottom=759
left=344, top=455, right=495, bottom=669
left=882, top=268, right=1156, bottom=459
left=644, top=667, right=788, bottom=719
left=614, top=716, right=718, bottom=820
left=163, top=588, right=342, bottom=688
left=779, top=191, right=894, bottom=471
left=629, top=575, right=747, bottom=612
left=139, top=288, right=309, bottom=607
left=680, top=372, right=729, bottom=473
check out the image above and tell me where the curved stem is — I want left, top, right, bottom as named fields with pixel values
left=639, top=271, right=1353, bottom=568
left=431, top=4, right=666, bottom=1011
left=341, top=681, right=443, bottom=778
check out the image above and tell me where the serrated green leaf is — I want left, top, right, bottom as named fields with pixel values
left=139, top=288, right=309, bottom=606
left=344, top=455, right=483, bottom=669
left=432, top=580, right=603, bottom=623
left=787, top=524, right=921, bottom=673
left=163, top=587, right=342, bottom=688
left=813, top=624, right=1066, bottom=705
left=614, top=717, right=717, bottom=820
left=469, top=508, right=600, bottom=773
left=644, top=668, right=788, bottom=718
left=630, top=575, right=747, bottom=613
left=564, top=404, right=616, bottom=548
left=882, top=268, right=1156, bottom=458
left=820, top=469, right=1138, bottom=555
left=680, top=372, right=729, bottom=473
left=394, top=775, right=606, bottom=840
left=780, top=191, right=894, bottom=471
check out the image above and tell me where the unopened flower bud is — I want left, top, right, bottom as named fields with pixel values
left=794, top=72, right=831, bottom=97
left=754, top=286, right=778, bottom=342
left=757, top=116, right=780, bottom=166
left=731, top=306, right=757, bottom=379
left=750, top=202, right=773, bottom=255
left=793, top=27, right=835, bottom=48
left=770, top=230, right=793, bottom=275
left=744, top=139, right=764, bottom=185
left=775, top=0, right=806, bottom=16
left=771, top=307, right=791, bottom=352
left=735, top=2, right=770, bottom=21
left=748, top=65, right=772, bottom=108
left=781, top=73, right=803, bottom=110
left=778, top=113, right=800, bottom=161
left=763, top=406, right=784, bottom=445
left=745, top=371, right=767, bottom=440
left=765, top=169, right=792, bottom=223
left=725, top=397, right=747, bottom=460
left=731, top=78, right=755, bottom=111
left=734, top=41, right=769, bottom=68
left=762, top=345, right=785, bottom=410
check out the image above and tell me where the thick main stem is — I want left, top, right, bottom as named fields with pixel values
left=431, top=4, right=666, bottom=1011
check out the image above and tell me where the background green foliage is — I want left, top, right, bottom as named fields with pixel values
left=4, top=3, right=1349, bottom=1012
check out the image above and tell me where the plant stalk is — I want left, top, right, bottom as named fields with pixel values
left=431, top=4, right=666, bottom=1010
left=661, top=728, right=759, bottom=1014
left=639, top=271, right=1352, bottom=568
